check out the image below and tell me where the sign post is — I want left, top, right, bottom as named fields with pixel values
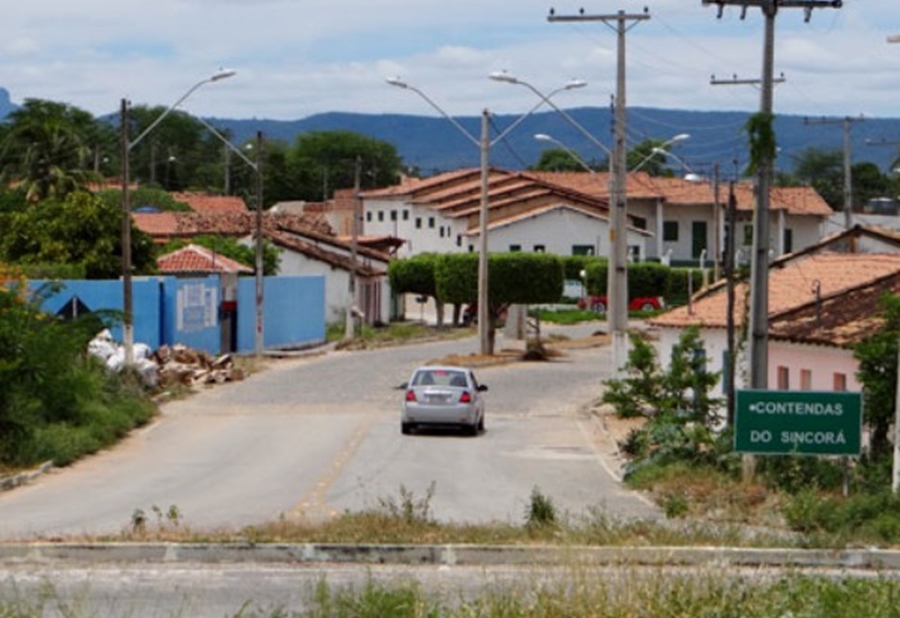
left=735, top=390, right=862, bottom=456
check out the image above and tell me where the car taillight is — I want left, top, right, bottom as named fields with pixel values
left=459, top=391, right=472, bottom=403
left=406, top=390, right=417, bottom=402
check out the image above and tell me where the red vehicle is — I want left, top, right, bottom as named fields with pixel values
left=576, top=295, right=664, bottom=314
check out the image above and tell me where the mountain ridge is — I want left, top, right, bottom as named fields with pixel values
left=3, top=89, right=900, bottom=175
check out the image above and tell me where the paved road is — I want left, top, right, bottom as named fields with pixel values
left=0, top=324, right=656, bottom=540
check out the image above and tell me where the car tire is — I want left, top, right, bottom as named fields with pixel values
left=640, top=302, right=655, bottom=312
left=401, top=422, right=412, bottom=435
left=477, top=415, right=485, bottom=432
left=592, top=301, right=607, bottom=314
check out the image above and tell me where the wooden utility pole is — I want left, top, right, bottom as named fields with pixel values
left=805, top=115, right=864, bottom=229
left=549, top=6, right=649, bottom=374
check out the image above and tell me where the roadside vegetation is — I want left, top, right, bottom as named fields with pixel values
left=0, top=272, right=155, bottom=471
left=602, top=297, right=900, bottom=547
left=3, top=570, right=899, bottom=617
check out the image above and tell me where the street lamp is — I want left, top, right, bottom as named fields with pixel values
left=193, top=115, right=265, bottom=358
left=120, top=68, right=235, bottom=364
left=534, top=133, right=595, bottom=173
left=387, top=74, right=585, bottom=355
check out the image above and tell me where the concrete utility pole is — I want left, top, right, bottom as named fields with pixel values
left=549, top=7, right=649, bottom=374
left=705, top=0, right=842, bottom=393
left=805, top=115, right=864, bottom=229
left=346, top=156, right=361, bottom=341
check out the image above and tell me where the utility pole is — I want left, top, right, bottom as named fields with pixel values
left=705, top=0, right=842, bottom=395
left=549, top=6, right=649, bottom=374
left=346, top=156, right=361, bottom=341
left=254, top=130, right=265, bottom=358
left=805, top=115, right=864, bottom=229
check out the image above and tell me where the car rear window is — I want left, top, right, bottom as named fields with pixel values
left=413, top=369, right=467, bottom=387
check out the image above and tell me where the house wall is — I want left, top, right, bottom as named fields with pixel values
left=275, top=247, right=391, bottom=326
left=769, top=341, right=861, bottom=392
left=486, top=208, right=607, bottom=256
left=363, top=197, right=467, bottom=257
left=655, top=326, right=861, bottom=400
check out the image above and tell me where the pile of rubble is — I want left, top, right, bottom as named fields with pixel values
left=88, top=330, right=245, bottom=389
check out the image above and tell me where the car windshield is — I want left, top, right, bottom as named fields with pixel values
left=413, top=369, right=468, bottom=387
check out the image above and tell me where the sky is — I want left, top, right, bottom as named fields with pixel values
left=1, top=0, right=897, bottom=126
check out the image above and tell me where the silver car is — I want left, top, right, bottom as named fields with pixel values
left=400, top=365, right=487, bottom=436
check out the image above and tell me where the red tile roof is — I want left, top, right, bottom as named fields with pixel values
left=156, top=244, right=253, bottom=274
left=170, top=192, right=248, bottom=214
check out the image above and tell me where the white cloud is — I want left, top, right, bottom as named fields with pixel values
left=0, top=0, right=896, bottom=122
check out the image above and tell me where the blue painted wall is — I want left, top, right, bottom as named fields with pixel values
left=236, top=275, right=325, bottom=353
left=31, top=275, right=325, bottom=355
left=32, top=278, right=164, bottom=349
left=161, top=276, right=221, bottom=354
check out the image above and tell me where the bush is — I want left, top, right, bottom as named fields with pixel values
left=783, top=490, right=900, bottom=542
left=0, top=281, right=155, bottom=467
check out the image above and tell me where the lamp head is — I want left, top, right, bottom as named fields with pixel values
left=564, top=78, right=587, bottom=90
left=211, top=68, right=237, bottom=81
left=489, top=71, right=518, bottom=84
left=534, top=133, right=554, bottom=142
left=670, top=133, right=690, bottom=144
left=386, top=76, right=409, bottom=89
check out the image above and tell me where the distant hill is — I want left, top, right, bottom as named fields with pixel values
left=3, top=85, right=900, bottom=175
left=210, top=108, right=900, bottom=177
left=0, top=88, right=17, bottom=118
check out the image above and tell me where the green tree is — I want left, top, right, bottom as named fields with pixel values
left=289, top=131, right=403, bottom=201
left=0, top=99, right=102, bottom=203
left=529, top=147, right=604, bottom=172
left=790, top=148, right=843, bottom=210
left=126, top=106, right=222, bottom=192
left=854, top=293, right=900, bottom=459
left=0, top=191, right=156, bottom=279
left=627, top=139, right=676, bottom=177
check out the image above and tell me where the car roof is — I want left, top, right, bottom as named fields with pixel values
left=414, top=365, right=470, bottom=373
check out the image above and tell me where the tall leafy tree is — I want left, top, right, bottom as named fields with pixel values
left=289, top=131, right=403, bottom=201
left=529, top=147, right=604, bottom=172
left=0, top=99, right=102, bottom=203
left=0, top=191, right=156, bottom=279
left=854, top=293, right=900, bottom=460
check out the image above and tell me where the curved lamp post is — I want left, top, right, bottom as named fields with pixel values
left=194, top=115, right=265, bottom=358
left=120, top=69, right=235, bottom=364
left=387, top=75, right=585, bottom=355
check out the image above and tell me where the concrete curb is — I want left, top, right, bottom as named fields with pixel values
left=1, top=543, right=899, bottom=570
left=0, top=462, right=53, bottom=493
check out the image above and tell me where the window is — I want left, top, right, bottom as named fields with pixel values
left=833, top=373, right=847, bottom=392
left=632, top=216, right=647, bottom=230
left=777, top=366, right=790, bottom=390
left=456, top=234, right=462, bottom=247
left=377, top=211, right=384, bottom=222
left=428, top=217, right=435, bottom=229
left=784, top=228, right=793, bottom=254
left=415, top=217, right=422, bottom=229
left=468, top=245, right=475, bottom=253
left=800, top=369, right=812, bottom=391
left=663, top=221, right=679, bottom=242
left=533, top=244, right=546, bottom=253
left=366, top=212, right=372, bottom=222
left=743, top=224, right=754, bottom=246
left=572, top=245, right=594, bottom=256
left=509, top=244, right=522, bottom=252
left=402, top=210, right=409, bottom=221
left=390, top=210, right=397, bottom=221
left=439, top=227, right=445, bottom=238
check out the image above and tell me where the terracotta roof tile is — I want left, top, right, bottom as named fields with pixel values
left=170, top=192, right=248, bottom=214
left=650, top=253, right=900, bottom=337
left=156, top=244, right=253, bottom=274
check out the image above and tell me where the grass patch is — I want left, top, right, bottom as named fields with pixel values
left=329, top=321, right=471, bottom=350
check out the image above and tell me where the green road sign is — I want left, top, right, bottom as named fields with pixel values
left=734, top=390, right=862, bottom=456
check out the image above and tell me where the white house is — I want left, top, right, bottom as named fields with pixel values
left=649, top=226, right=900, bottom=397
left=360, top=168, right=649, bottom=259
left=530, top=171, right=834, bottom=267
